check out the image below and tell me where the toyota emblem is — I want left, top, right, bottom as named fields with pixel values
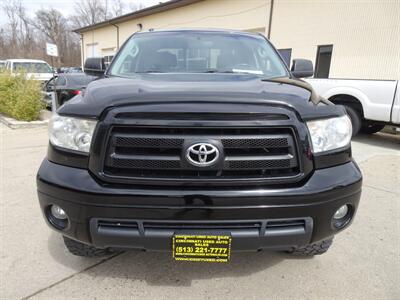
left=186, top=143, right=219, bottom=167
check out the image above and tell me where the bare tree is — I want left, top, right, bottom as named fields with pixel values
left=112, top=0, right=125, bottom=17
left=129, top=2, right=145, bottom=12
left=0, top=28, right=6, bottom=56
left=2, top=1, right=20, bottom=57
left=0, top=1, right=81, bottom=67
left=72, top=0, right=131, bottom=29
left=73, top=0, right=108, bottom=27
left=0, top=0, right=150, bottom=65
left=30, top=9, right=68, bottom=66
left=14, top=2, right=34, bottom=57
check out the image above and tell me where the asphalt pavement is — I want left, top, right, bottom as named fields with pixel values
left=1, top=123, right=399, bottom=300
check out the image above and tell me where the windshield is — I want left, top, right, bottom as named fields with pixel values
left=13, top=62, right=53, bottom=73
left=109, top=31, right=288, bottom=78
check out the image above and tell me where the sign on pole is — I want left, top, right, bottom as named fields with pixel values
left=46, top=43, right=58, bottom=57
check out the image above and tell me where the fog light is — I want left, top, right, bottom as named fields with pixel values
left=47, top=205, right=69, bottom=230
left=51, top=205, right=67, bottom=220
left=334, top=205, right=349, bottom=220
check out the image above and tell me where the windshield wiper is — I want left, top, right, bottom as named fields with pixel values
left=137, top=70, right=165, bottom=73
left=199, top=69, right=231, bottom=73
left=201, top=69, right=261, bottom=74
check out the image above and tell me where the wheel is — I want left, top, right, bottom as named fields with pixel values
left=343, top=105, right=361, bottom=136
left=63, top=236, right=114, bottom=257
left=288, top=238, right=333, bottom=256
left=361, top=122, right=385, bottom=134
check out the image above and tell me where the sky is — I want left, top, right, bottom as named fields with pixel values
left=0, top=0, right=168, bottom=25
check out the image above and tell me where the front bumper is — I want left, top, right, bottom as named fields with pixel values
left=37, top=160, right=362, bottom=251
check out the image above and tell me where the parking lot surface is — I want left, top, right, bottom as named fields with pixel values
left=1, top=123, right=399, bottom=300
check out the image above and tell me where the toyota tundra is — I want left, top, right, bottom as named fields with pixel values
left=37, top=29, right=362, bottom=262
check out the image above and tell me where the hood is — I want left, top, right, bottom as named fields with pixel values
left=27, top=73, right=54, bottom=81
left=58, top=73, right=341, bottom=119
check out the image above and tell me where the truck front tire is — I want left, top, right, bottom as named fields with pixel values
left=63, top=236, right=114, bottom=257
left=344, top=106, right=361, bottom=136
left=288, top=238, right=333, bottom=256
left=361, top=122, right=385, bottom=134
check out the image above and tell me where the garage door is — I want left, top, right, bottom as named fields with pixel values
left=86, top=43, right=99, bottom=58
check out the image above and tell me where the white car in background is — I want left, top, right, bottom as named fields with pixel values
left=0, top=60, right=6, bottom=71
left=5, top=59, right=54, bottom=82
left=306, top=78, right=400, bottom=135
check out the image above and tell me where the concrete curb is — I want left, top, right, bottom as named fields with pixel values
left=0, top=110, right=51, bottom=129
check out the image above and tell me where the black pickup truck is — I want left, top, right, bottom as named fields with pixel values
left=37, top=29, right=362, bottom=262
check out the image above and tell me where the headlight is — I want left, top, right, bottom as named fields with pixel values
left=49, top=115, right=97, bottom=153
left=306, top=115, right=352, bottom=153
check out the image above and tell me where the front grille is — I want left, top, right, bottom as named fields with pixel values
left=142, top=221, right=263, bottom=230
left=116, top=136, right=184, bottom=148
left=98, top=220, right=139, bottom=230
left=227, top=158, right=291, bottom=170
left=111, top=157, right=181, bottom=169
left=222, top=137, right=288, bottom=148
left=94, top=218, right=308, bottom=236
left=102, top=126, right=300, bottom=184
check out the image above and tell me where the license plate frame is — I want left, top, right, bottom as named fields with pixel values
left=172, top=234, right=232, bottom=263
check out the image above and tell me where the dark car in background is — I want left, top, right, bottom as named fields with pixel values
left=43, top=73, right=97, bottom=107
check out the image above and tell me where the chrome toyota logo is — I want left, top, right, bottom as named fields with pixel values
left=186, top=143, right=219, bottom=167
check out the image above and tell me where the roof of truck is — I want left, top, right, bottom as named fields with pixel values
left=6, top=59, right=49, bottom=63
left=136, top=28, right=262, bottom=36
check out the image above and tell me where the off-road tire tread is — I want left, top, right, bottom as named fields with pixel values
left=63, top=236, right=111, bottom=257
left=289, top=238, right=333, bottom=256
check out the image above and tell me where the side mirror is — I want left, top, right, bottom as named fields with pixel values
left=291, top=59, right=314, bottom=78
left=84, top=57, right=106, bottom=76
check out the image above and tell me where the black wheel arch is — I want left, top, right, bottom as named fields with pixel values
left=329, top=94, right=364, bottom=136
left=329, top=94, right=364, bottom=119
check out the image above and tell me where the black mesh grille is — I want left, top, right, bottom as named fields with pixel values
left=228, top=159, right=291, bottom=170
left=111, top=158, right=181, bottom=169
left=222, top=138, right=288, bottom=148
left=143, top=221, right=263, bottom=230
left=103, top=126, right=299, bottom=184
left=115, top=136, right=184, bottom=148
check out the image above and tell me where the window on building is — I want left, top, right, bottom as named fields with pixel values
left=315, top=45, right=333, bottom=78
left=103, top=55, right=114, bottom=67
left=278, top=48, right=292, bottom=68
